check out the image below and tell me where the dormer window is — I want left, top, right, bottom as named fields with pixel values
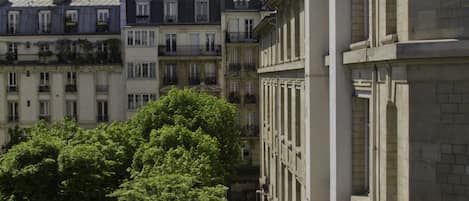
left=164, top=0, right=178, bottom=23
left=195, top=0, right=209, bottom=23
left=7, top=11, right=19, bottom=34
left=136, top=1, right=150, bottom=23
left=96, top=9, right=110, bottom=32
left=38, top=10, right=51, bottom=33
left=65, top=10, right=78, bottom=33
left=234, top=0, right=249, bottom=9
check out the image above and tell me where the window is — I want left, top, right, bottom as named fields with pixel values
left=39, top=101, right=50, bottom=117
left=351, top=0, right=369, bottom=42
left=230, top=80, right=240, bottom=93
left=234, top=0, right=249, bottom=8
left=67, top=72, right=77, bottom=85
left=164, top=0, right=178, bottom=22
left=8, top=43, right=18, bottom=60
left=205, top=63, right=216, bottom=77
left=127, top=62, right=156, bottom=79
left=39, top=72, right=49, bottom=86
left=128, top=93, right=157, bottom=110
left=206, top=33, right=215, bottom=52
left=189, top=64, right=199, bottom=78
left=195, top=0, right=209, bottom=22
left=39, top=44, right=50, bottom=53
left=136, top=1, right=150, bottom=17
left=38, top=10, right=51, bottom=33
left=245, top=19, right=253, bottom=39
left=165, top=64, right=176, bottom=78
left=65, top=10, right=78, bottom=22
left=166, top=34, right=177, bottom=52
left=127, top=30, right=156, bottom=47
left=246, top=81, right=255, bottom=95
left=97, top=9, right=109, bottom=23
left=7, top=72, right=17, bottom=90
left=66, top=100, right=77, bottom=119
left=7, top=11, right=19, bottom=34
left=8, top=101, right=18, bottom=122
left=97, top=101, right=108, bottom=122
left=352, top=97, right=370, bottom=195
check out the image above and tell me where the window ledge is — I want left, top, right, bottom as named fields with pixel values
left=351, top=195, right=370, bottom=201
left=349, top=40, right=370, bottom=51
left=381, top=34, right=398, bottom=45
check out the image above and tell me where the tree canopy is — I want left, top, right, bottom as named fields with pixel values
left=0, top=89, right=239, bottom=201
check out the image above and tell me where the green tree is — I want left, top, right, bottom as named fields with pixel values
left=0, top=135, right=64, bottom=201
left=130, top=89, right=241, bottom=178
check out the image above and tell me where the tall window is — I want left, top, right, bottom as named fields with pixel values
left=8, top=101, right=18, bottom=122
left=97, top=101, right=108, bottom=122
left=234, top=0, right=249, bottom=9
left=127, top=63, right=156, bottom=79
left=38, top=10, right=51, bottom=33
left=127, top=30, right=156, bottom=47
left=128, top=93, right=157, bottom=110
left=351, top=0, right=369, bottom=42
left=97, top=9, right=109, bottom=23
left=7, top=72, right=17, bottom=91
left=352, top=97, right=370, bottom=195
left=136, top=1, right=150, bottom=17
left=8, top=43, right=18, bottom=60
left=67, top=72, right=77, bottom=85
left=247, top=111, right=256, bottom=126
left=246, top=81, right=255, bottom=95
left=230, top=80, right=240, bottom=93
left=166, top=34, right=177, bottom=52
left=7, top=11, right=19, bottom=34
left=66, top=100, right=77, bottom=120
left=189, top=64, right=199, bottom=79
left=164, top=0, right=178, bottom=22
left=245, top=19, right=253, bottom=39
left=165, top=64, right=176, bottom=78
left=195, top=0, right=209, bottom=22
left=206, top=33, right=215, bottom=52
left=39, top=72, right=49, bottom=86
left=205, top=63, right=215, bottom=78
left=39, top=101, right=50, bottom=118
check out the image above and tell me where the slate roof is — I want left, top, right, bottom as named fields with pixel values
left=3, top=0, right=119, bottom=7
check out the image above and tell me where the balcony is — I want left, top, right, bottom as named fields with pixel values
left=164, top=76, right=178, bottom=85
left=65, top=84, right=77, bottom=92
left=97, top=115, right=108, bottom=122
left=165, top=15, right=177, bottom=23
left=244, top=63, right=257, bottom=72
left=228, top=92, right=241, bottom=103
left=7, top=24, right=17, bottom=34
left=205, top=76, right=217, bottom=85
left=242, top=125, right=259, bottom=137
left=38, top=24, right=51, bottom=34
left=158, top=45, right=222, bottom=56
left=39, top=115, right=51, bottom=122
left=196, top=15, right=209, bottom=22
left=96, top=85, right=108, bottom=93
left=229, top=63, right=242, bottom=74
left=189, top=76, right=201, bottom=85
left=8, top=116, right=18, bottom=123
left=7, top=86, right=17, bottom=93
left=38, top=85, right=50, bottom=92
left=226, top=32, right=257, bottom=43
left=136, top=15, right=150, bottom=23
left=245, top=94, right=257, bottom=104
left=234, top=0, right=249, bottom=8
left=96, top=20, right=109, bottom=32
left=64, top=19, right=78, bottom=33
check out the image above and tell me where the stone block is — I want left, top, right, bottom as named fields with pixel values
left=438, top=82, right=454, bottom=94
left=454, top=185, right=467, bottom=195
left=454, top=165, right=465, bottom=174
left=442, top=144, right=453, bottom=153
left=441, top=154, right=456, bottom=163
left=439, top=94, right=450, bottom=103
left=461, top=175, right=469, bottom=184
left=438, top=164, right=452, bottom=173
left=458, top=104, right=469, bottom=113
left=448, top=175, right=461, bottom=184
left=442, top=183, right=454, bottom=193
left=454, top=114, right=466, bottom=124
left=456, top=155, right=469, bottom=164
left=442, top=104, right=458, bottom=113
left=450, top=94, right=463, bottom=103
left=454, top=145, right=466, bottom=154
left=441, top=114, right=454, bottom=124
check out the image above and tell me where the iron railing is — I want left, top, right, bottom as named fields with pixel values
left=158, top=45, right=222, bottom=56
left=205, top=76, right=217, bottom=85
left=7, top=86, right=17, bottom=92
left=229, top=92, right=241, bottom=103
left=242, top=125, right=259, bottom=137
left=97, top=115, right=108, bottom=122
left=8, top=116, right=18, bottom=123
left=245, top=94, right=257, bottom=104
left=65, top=84, right=77, bottom=92
left=38, top=85, right=50, bottom=92
left=189, top=76, right=201, bottom=85
left=226, top=32, right=257, bottom=43
left=163, top=76, right=178, bottom=85
left=136, top=15, right=150, bottom=23
left=39, top=115, right=51, bottom=122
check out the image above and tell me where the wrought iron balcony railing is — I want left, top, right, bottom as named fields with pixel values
left=64, top=19, right=78, bottom=33
left=96, top=85, right=109, bottom=93
left=196, top=15, right=209, bottom=22
left=7, top=86, right=17, bottom=92
left=136, top=15, right=150, bottom=23
left=229, top=63, right=242, bottom=74
left=165, top=15, right=177, bottom=23
left=205, top=76, right=217, bottom=85
left=8, top=115, right=18, bottom=123
left=96, top=20, right=109, bottom=32
left=245, top=94, right=257, bottom=104
left=164, top=76, right=178, bottom=86
left=229, top=92, right=241, bottom=103
left=226, top=32, right=257, bottom=43
left=39, top=115, right=51, bottom=122
left=242, top=125, right=259, bottom=137
left=189, top=76, right=201, bottom=85
left=65, top=84, right=77, bottom=92
left=244, top=63, right=257, bottom=72
left=97, top=115, right=108, bottom=122
left=158, top=45, right=222, bottom=56
left=38, top=85, right=50, bottom=92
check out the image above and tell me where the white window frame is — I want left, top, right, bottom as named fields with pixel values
left=245, top=19, right=253, bottom=39
left=39, top=100, right=50, bottom=116
left=38, top=10, right=51, bottom=33
left=127, top=30, right=156, bottom=47
left=189, top=64, right=199, bottom=78
left=127, top=62, right=156, bottom=79
left=66, top=100, right=77, bottom=118
left=8, top=101, right=18, bottom=119
left=164, top=0, right=178, bottom=22
left=97, top=9, right=109, bottom=23
left=97, top=100, right=108, bottom=119
left=246, top=81, right=255, bottom=95
left=8, top=72, right=17, bottom=87
left=7, top=11, right=19, bottom=33
left=165, top=64, right=176, bottom=79
left=65, top=10, right=78, bottom=22
left=39, top=72, right=49, bottom=86
left=205, top=63, right=216, bottom=77
left=206, top=33, right=216, bottom=52
left=67, top=72, right=77, bottom=85
left=195, top=0, right=209, bottom=22
left=230, top=80, right=240, bottom=92
left=136, top=1, right=150, bottom=17
left=166, top=33, right=177, bottom=52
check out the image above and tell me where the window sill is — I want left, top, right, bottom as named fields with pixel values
left=351, top=195, right=370, bottom=201
left=349, top=40, right=370, bottom=51
left=380, top=34, right=398, bottom=45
